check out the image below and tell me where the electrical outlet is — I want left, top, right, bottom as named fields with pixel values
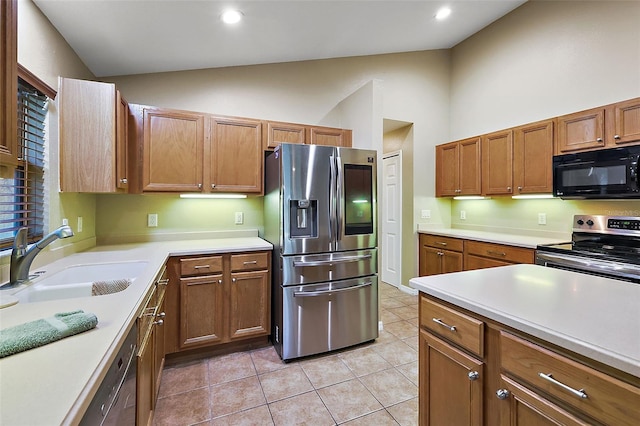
left=77, top=217, right=83, bottom=233
left=62, top=218, right=69, bottom=226
left=421, top=209, right=431, bottom=219
left=538, top=213, right=547, bottom=225
left=460, top=210, right=466, bottom=220
left=235, top=212, right=244, bottom=225
left=147, top=213, right=158, bottom=227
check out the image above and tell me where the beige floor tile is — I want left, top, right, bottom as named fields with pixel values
left=383, top=320, right=418, bottom=340
left=210, top=404, right=274, bottom=426
left=269, top=391, right=335, bottom=426
left=381, top=298, right=406, bottom=310
left=374, top=328, right=400, bottom=345
left=371, top=340, right=417, bottom=367
left=338, top=347, right=393, bottom=377
left=341, top=409, right=399, bottom=425
left=386, top=397, right=418, bottom=426
left=300, top=354, right=355, bottom=389
left=395, top=294, right=418, bottom=306
left=317, top=379, right=382, bottom=424
left=387, top=305, right=418, bottom=320
left=251, top=345, right=289, bottom=374
left=259, top=364, right=314, bottom=402
left=396, top=361, right=418, bottom=386
left=360, top=369, right=417, bottom=407
left=208, top=351, right=257, bottom=385
left=157, top=359, right=208, bottom=399
left=380, top=309, right=403, bottom=324
left=210, top=376, right=266, bottom=418
left=153, top=387, right=211, bottom=426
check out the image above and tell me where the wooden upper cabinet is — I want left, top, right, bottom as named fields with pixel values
left=556, top=107, right=605, bottom=154
left=608, top=97, right=640, bottom=146
left=308, top=125, right=352, bottom=147
left=210, top=116, right=262, bottom=193
left=140, top=106, right=205, bottom=192
left=482, top=130, right=513, bottom=195
left=513, top=119, right=554, bottom=195
left=263, top=121, right=305, bottom=150
left=0, top=0, right=18, bottom=168
left=59, top=77, right=128, bottom=193
left=435, top=137, right=481, bottom=197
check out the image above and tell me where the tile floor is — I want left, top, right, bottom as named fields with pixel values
left=153, top=282, right=419, bottom=425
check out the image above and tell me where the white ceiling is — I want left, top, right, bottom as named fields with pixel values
left=33, top=0, right=527, bottom=77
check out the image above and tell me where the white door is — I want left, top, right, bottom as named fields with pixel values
left=381, top=152, right=402, bottom=288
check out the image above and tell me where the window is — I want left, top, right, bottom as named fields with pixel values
left=0, top=76, right=49, bottom=249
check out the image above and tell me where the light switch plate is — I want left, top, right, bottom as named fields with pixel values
left=421, top=209, right=431, bottom=219
left=460, top=210, right=466, bottom=220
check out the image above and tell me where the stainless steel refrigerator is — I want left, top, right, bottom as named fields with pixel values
left=264, top=143, right=378, bottom=361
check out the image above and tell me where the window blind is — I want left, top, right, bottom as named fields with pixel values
left=0, top=78, right=46, bottom=249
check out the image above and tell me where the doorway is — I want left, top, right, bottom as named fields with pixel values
left=381, top=151, right=402, bottom=288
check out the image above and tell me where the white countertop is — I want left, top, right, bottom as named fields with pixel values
left=0, top=237, right=272, bottom=426
left=410, top=264, right=640, bottom=378
left=417, top=227, right=570, bottom=249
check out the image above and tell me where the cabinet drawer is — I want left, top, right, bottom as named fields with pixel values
left=420, top=295, right=484, bottom=357
left=180, top=256, right=223, bottom=276
left=501, top=332, right=640, bottom=426
left=230, top=252, right=269, bottom=272
left=464, top=240, right=534, bottom=264
left=421, top=234, right=464, bottom=252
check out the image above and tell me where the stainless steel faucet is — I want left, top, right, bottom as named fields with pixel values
left=3, top=225, right=74, bottom=288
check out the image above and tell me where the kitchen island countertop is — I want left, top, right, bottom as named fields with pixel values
left=0, top=236, right=272, bottom=425
left=410, top=264, right=640, bottom=378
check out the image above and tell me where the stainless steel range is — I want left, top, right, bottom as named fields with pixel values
left=536, top=215, right=640, bottom=282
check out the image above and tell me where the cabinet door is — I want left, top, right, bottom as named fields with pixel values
left=459, top=137, right=482, bottom=195
left=419, top=330, right=483, bottom=426
left=307, top=126, right=351, bottom=147
left=441, top=250, right=463, bottom=274
left=498, top=375, right=590, bottom=426
left=116, top=90, right=129, bottom=190
left=210, top=116, right=262, bottom=193
left=514, top=120, right=554, bottom=195
left=264, top=121, right=305, bottom=150
left=137, top=329, right=154, bottom=426
left=482, top=130, right=513, bottom=195
left=228, top=270, right=270, bottom=340
left=435, top=142, right=459, bottom=196
left=179, top=274, right=224, bottom=348
left=464, top=254, right=511, bottom=271
left=59, top=77, right=120, bottom=192
left=556, top=107, right=605, bottom=154
left=0, top=0, right=18, bottom=167
left=609, top=97, right=640, bottom=145
left=420, top=246, right=444, bottom=276
left=142, top=108, right=205, bottom=192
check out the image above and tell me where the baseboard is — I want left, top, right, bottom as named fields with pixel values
left=398, top=283, right=418, bottom=295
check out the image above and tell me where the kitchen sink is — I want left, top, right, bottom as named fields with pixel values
left=12, top=261, right=148, bottom=303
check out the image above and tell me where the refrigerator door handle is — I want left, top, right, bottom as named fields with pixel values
left=329, top=154, right=337, bottom=250
left=293, top=281, right=372, bottom=297
left=335, top=154, right=343, bottom=243
left=293, top=254, right=372, bottom=267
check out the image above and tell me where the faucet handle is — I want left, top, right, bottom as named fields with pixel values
left=12, top=227, right=28, bottom=251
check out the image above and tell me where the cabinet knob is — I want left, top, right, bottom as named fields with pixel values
left=596, top=137, right=603, bottom=143
left=218, top=279, right=223, bottom=284
left=198, top=183, right=203, bottom=189
left=232, top=278, right=237, bottom=283
left=507, top=186, right=511, bottom=191
left=211, top=183, right=216, bottom=189
left=496, top=389, right=510, bottom=400
left=614, top=134, right=621, bottom=140
left=156, top=312, right=166, bottom=319
left=119, top=178, right=128, bottom=184
left=517, top=186, right=522, bottom=191
left=153, top=319, right=164, bottom=326
left=468, top=371, right=479, bottom=381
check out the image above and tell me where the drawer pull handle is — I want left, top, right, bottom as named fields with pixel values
left=243, top=260, right=258, bottom=265
left=468, top=371, right=479, bottom=381
left=432, top=318, right=456, bottom=332
left=486, top=250, right=506, bottom=257
left=538, top=373, right=588, bottom=399
left=193, top=265, right=210, bottom=269
left=496, top=389, right=510, bottom=400
left=157, top=278, right=169, bottom=286
left=437, top=242, right=447, bottom=246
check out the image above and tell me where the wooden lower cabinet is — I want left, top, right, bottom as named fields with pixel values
left=165, top=250, right=271, bottom=353
left=418, top=293, right=640, bottom=426
left=419, top=329, right=483, bottom=426
left=418, top=234, right=464, bottom=276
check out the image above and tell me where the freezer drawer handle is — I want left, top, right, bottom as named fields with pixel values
left=293, top=254, right=372, bottom=267
left=293, top=281, right=372, bottom=297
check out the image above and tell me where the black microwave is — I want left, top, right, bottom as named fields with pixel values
left=553, top=146, right=640, bottom=199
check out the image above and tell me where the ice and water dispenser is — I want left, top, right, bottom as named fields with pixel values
left=289, top=199, right=318, bottom=238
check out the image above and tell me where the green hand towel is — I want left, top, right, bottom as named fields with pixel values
left=0, top=310, right=98, bottom=358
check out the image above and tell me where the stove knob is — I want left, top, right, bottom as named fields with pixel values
left=586, top=219, right=594, bottom=226
left=577, top=219, right=584, bottom=225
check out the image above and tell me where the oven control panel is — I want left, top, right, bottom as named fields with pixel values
left=573, top=215, right=640, bottom=235
left=608, top=218, right=640, bottom=230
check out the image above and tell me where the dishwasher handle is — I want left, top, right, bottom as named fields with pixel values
left=293, top=281, right=372, bottom=297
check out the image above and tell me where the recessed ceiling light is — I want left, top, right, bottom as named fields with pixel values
left=221, top=9, right=243, bottom=24
left=435, top=7, right=451, bottom=21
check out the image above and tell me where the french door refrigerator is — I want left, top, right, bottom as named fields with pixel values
left=264, top=143, right=378, bottom=361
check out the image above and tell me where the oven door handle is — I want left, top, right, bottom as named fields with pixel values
left=293, top=281, right=372, bottom=297
left=293, top=254, right=372, bottom=267
left=537, top=252, right=640, bottom=278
